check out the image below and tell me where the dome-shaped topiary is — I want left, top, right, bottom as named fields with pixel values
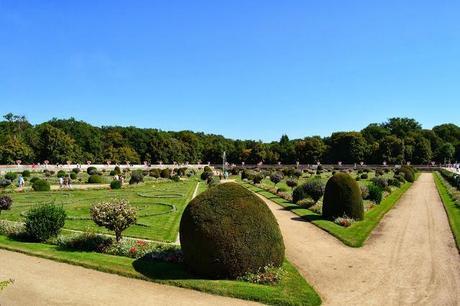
left=323, top=173, right=363, bottom=220
left=179, top=182, right=285, bottom=279
left=32, top=179, right=51, bottom=192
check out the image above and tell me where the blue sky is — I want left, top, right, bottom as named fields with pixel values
left=1, top=1, right=459, bottom=141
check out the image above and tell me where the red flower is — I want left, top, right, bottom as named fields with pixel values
left=129, top=247, right=137, bottom=254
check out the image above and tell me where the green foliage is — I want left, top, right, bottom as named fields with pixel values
left=293, top=179, right=325, bottom=203
left=398, top=166, right=415, bottom=182
left=90, top=199, right=137, bottom=242
left=371, top=177, right=388, bottom=189
left=286, top=178, right=298, bottom=189
left=4, top=172, right=17, bottom=181
left=270, top=172, right=283, bottom=186
left=360, top=173, right=368, bottom=179
left=88, top=175, right=104, bottom=184
left=110, top=180, right=122, bottom=189
left=129, top=171, right=144, bottom=184
left=70, top=172, right=77, bottom=179
left=180, top=183, right=285, bottom=279
left=57, top=232, right=113, bottom=252
left=87, top=166, right=97, bottom=175
left=22, top=170, right=31, bottom=177
left=253, top=173, right=264, bottom=184
left=29, top=177, right=39, bottom=184
left=149, top=168, right=160, bottom=178
left=323, top=173, right=364, bottom=220
left=72, top=168, right=80, bottom=174
left=200, top=170, right=213, bottom=181
left=368, top=184, right=383, bottom=204
left=25, top=204, right=66, bottom=241
left=32, top=179, right=51, bottom=191
left=171, top=175, right=181, bottom=182
left=0, top=179, right=11, bottom=188
left=57, top=170, right=66, bottom=177
left=160, top=168, right=171, bottom=179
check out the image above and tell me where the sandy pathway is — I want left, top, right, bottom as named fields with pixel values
left=0, top=249, right=257, bottom=306
left=260, top=173, right=460, bottom=305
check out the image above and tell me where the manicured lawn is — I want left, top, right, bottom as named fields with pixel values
left=241, top=179, right=413, bottom=247
left=433, top=172, right=460, bottom=250
left=0, top=234, right=321, bottom=306
left=0, top=180, right=198, bottom=242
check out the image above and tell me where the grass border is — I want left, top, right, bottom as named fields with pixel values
left=241, top=178, right=415, bottom=247
left=0, top=235, right=321, bottom=306
left=433, top=172, right=460, bottom=251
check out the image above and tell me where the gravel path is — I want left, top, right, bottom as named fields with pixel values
left=0, top=249, right=257, bottom=306
left=260, top=173, right=460, bottom=305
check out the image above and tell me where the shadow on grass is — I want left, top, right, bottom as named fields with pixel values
left=132, top=255, right=197, bottom=281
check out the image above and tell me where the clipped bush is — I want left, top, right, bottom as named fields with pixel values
left=360, top=184, right=369, bottom=199
left=22, top=170, right=31, bottom=177
left=0, top=179, right=11, bottom=188
left=201, top=170, right=213, bottom=181
left=286, top=178, right=298, bottom=189
left=207, top=176, right=220, bottom=187
left=323, top=173, right=364, bottom=220
left=160, top=168, right=171, bottom=179
left=179, top=183, right=285, bottom=279
left=388, top=178, right=401, bottom=187
left=72, top=168, right=80, bottom=174
left=57, top=232, right=113, bottom=253
left=87, top=166, right=97, bottom=175
left=292, top=179, right=325, bottom=203
left=57, top=170, right=66, bottom=177
left=171, top=175, right=181, bottom=182
left=70, top=173, right=77, bottom=180
left=129, top=171, right=144, bottom=184
left=90, top=199, right=136, bottom=242
left=241, top=169, right=257, bottom=181
left=368, top=184, right=383, bottom=204
left=88, top=175, right=104, bottom=184
left=149, top=168, right=160, bottom=178
left=0, top=195, right=13, bottom=214
left=398, top=165, right=416, bottom=182
left=29, top=177, right=39, bottom=184
left=360, top=173, right=368, bottom=179
left=253, top=173, right=264, bottom=184
left=32, top=179, right=51, bottom=191
left=4, top=172, right=17, bottom=181
left=110, top=180, right=122, bottom=189
left=114, top=166, right=121, bottom=175
left=270, top=172, right=283, bottom=186
left=25, top=204, right=66, bottom=241
left=203, top=166, right=212, bottom=173
left=371, top=177, right=388, bottom=189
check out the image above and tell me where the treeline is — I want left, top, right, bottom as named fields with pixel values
left=0, top=114, right=459, bottom=165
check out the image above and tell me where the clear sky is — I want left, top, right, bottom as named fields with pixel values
left=1, top=1, right=459, bottom=141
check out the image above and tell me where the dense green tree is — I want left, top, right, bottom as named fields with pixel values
left=34, top=124, right=80, bottom=163
left=378, top=135, right=404, bottom=164
left=295, top=137, right=326, bottom=164
left=327, top=132, right=369, bottom=163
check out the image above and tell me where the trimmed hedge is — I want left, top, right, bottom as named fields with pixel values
left=88, top=175, right=104, bottom=184
left=4, top=172, right=17, bottom=181
left=22, top=170, right=31, bottom=177
left=293, top=179, right=325, bottom=203
left=25, top=204, right=66, bottom=241
left=160, top=168, right=171, bottom=179
left=110, top=180, right=122, bottom=189
left=32, top=179, right=51, bottom=191
left=179, top=182, right=285, bottom=279
left=323, top=173, right=364, bottom=220
left=87, top=166, right=97, bottom=175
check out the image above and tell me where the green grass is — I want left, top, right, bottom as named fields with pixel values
left=0, top=179, right=198, bottom=242
left=433, top=172, right=460, bottom=251
left=0, top=234, right=321, bottom=305
left=241, top=178, right=414, bottom=247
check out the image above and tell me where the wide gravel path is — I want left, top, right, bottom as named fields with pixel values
left=0, top=250, right=257, bottom=305
left=261, top=173, right=460, bottom=305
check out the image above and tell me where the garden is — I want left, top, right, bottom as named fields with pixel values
left=0, top=167, right=321, bottom=305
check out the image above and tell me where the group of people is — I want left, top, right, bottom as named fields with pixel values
left=59, top=176, right=72, bottom=189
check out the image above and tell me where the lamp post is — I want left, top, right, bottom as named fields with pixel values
left=222, top=151, right=226, bottom=175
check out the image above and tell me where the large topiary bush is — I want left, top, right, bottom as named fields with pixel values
left=398, top=165, right=416, bottom=182
left=87, top=166, right=97, bottom=175
left=88, top=175, right=104, bottom=184
left=179, top=183, right=285, bottom=279
left=57, top=170, right=66, bottom=178
left=323, top=173, right=364, bottom=220
left=22, top=170, right=31, bottom=177
left=25, top=204, right=66, bottom=241
left=129, top=171, right=144, bottom=184
left=4, top=172, right=17, bottom=181
left=32, top=179, right=51, bottom=191
left=160, top=168, right=171, bottom=179
left=110, top=180, right=122, bottom=189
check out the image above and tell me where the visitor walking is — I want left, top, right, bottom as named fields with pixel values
left=59, top=176, right=64, bottom=188
left=18, top=175, right=25, bottom=188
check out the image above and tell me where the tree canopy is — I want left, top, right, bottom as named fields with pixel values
left=0, top=114, right=458, bottom=165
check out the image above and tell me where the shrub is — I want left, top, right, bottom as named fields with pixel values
left=323, top=173, right=364, bottom=220
left=371, top=177, right=388, bottom=189
left=72, top=168, right=80, bottom=174
left=237, top=264, right=285, bottom=285
left=160, top=168, right=171, bottom=179
left=360, top=173, right=368, bottom=179
left=171, top=175, right=181, bottom=182
left=395, top=174, right=406, bottom=183
left=110, top=180, right=122, bottom=189
left=368, top=184, right=383, bottom=204
left=179, top=183, right=285, bottom=279
left=32, top=179, right=51, bottom=191
left=293, top=169, right=303, bottom=178
left=90, top=199, right=137, bottom=242
left=57, top=232, right=113, bottom=253
left=87, top=166, right=97, bottom=175
left=398, top=165, right=415, bottom=182
left=29, top=177, right=39, bottom=184
left=388, top=178, right=401, bottom=187
left=201, top=170, right=213, bottom=181
left=88, top=175, right=104, bottom=184
left=22, top=170, right=31, bottom=177
left=25, top=204, right=66, bottom=241
left=0, top=179, right=11, bottom=188
left=70, top=173, right=77, bottom=180
left=375, top=169, right=384, bottom=176
left=149, top=168, right=160, bottom=178
left=0, top=196, right=13, bottom=214
left=360, top=184, right=369, bottom=199
left=4, top=172, right=17, bottom=181
left=203, top=166, right=212, bottom=172
left=270, top=172, right=283, bottom=186
left=293, top=179, right=325, bottom=203
left=207, top=176, right=220, bottom=187
left=334, top=215, right=355, bottom=227
left=253, top=173, right=264, bottom=184
left=286, top=178, right=298, bottom=189
left=109, top=170, right=116, bottom=176
left=57, top=170, right=66, bottom=177
left=114, top=166, right=121, bottom=175
left=129, top=171, right=144, bottom=184
left=241, top=169, right=256, bottom=181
